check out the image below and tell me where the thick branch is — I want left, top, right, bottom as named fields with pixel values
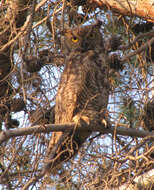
left=93, top=0, right=154, bottom=22
left=0, top=123, right=154, bottom=145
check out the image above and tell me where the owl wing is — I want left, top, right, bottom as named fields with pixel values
left=47, top=52, right=86, bottom=157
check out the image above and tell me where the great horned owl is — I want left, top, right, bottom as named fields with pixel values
left=47, top=21, right=110, bottom=172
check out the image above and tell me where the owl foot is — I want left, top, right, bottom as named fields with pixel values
left=73, top=115, right=90, bottom=125
left=81, top=115, right=90, bottom=125
left=101, top=119, right=108, bottom=128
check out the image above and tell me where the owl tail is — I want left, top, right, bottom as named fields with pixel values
left=45, top=130, right=86, bottom=174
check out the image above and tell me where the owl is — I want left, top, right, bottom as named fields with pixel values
left=47, top=21, right=110, bottom=172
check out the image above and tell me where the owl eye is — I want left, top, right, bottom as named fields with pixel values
left=71, top=36, right=78, bottom=43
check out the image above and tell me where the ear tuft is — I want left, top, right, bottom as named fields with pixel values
left=60, top=29, right=67, bottom=36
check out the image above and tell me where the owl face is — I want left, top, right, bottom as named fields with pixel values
left=63, top=21, right=103, bottom=53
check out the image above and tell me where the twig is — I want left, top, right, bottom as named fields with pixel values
left=0, top=15, right=31, bottom=52
left=121, top=37, right=154, bottom=63
left=21, top=170, right=45, bottom=190
left=120, top=30, right=154, bottom=50
left=35, top=0, right=49, bottom=12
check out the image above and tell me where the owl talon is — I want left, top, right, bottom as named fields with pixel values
left=73, top=115, right=90, bottom=125
left=73, top=115, right=80, bottom=125
left=101, top=119, right=107, bottom=128
left=81, top=115, right=90, bottom=125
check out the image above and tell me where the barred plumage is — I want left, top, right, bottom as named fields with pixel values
left=47, top=21, right=110, bottom=172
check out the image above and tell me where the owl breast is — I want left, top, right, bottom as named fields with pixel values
left=55, top=50, right=109, bottom=124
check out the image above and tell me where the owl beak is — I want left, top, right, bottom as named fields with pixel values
left=82, top=44, right=94, bottom=52
left=81, top=41, right=90, bottom=52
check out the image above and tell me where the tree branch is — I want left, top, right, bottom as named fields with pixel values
left=0, top=15, right=31, bottom=53
left=112, top=169, right=154, bottom=190
left=121, top=36, right=154, bottom=63
left=0, top=123, right=154, bottom=145
left=93, top=0, right=154, bottom=22
left=120, top=30, right=154, bottom=51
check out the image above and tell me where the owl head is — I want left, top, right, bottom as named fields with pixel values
left=62, top=20, right=104, bottom=54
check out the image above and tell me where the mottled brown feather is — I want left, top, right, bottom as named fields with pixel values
left=47, top=21, right=110, bottom=172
